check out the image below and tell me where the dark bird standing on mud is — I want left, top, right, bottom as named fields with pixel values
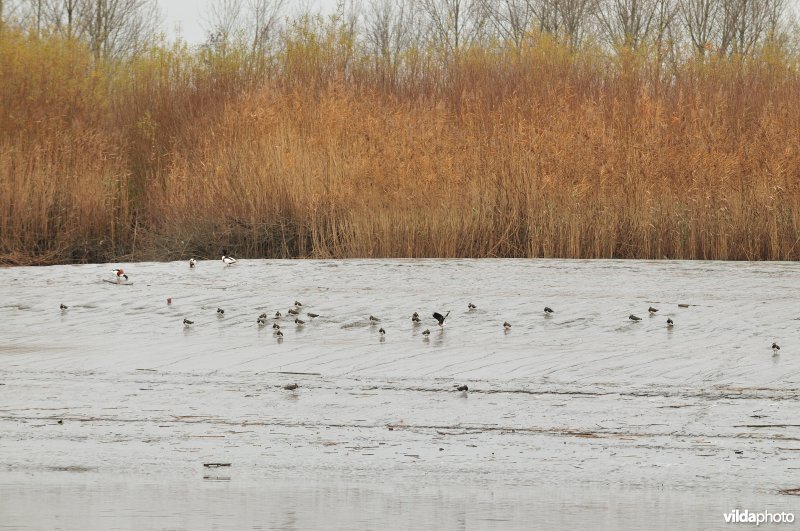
left=468, top=303, right=477, bottom=310
left=773, top=342, right=781, bottom=355
left=60, top=304, right=68, bottom=310
left=544, top=306, right=554, bottom=314
left=433, top=311, right=450, bottom=327
left=422, top=329, right=431, bottom=336
left=183, top=319, right=194, bottom=327
left=284, top=383, right=298, bottom=391
left=189, top=258, right=196, bottom=268
left=295, top=318, right=305, bottom=326
left=503, top=321, right=511, bottom=330
left=288, top=308, right=300, bottom=316
left=629, top=314, right=642, bottom=321
left=217, top=308, right=224, bottom=315
left=379, top=327, right=385, bottom=336
left=456, top=384, right=468, bottom=392
left=307, top=313, right=319, bottom=319
left=412, top=312, right=421, bottom=323
left=649, top=306, right=659, bottom=314
left=369, top=315, right=380, bottom=323
left=667, top=318, right=674, bottom=328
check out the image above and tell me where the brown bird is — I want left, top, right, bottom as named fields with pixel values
left=503, top=321, right=511, bottom=330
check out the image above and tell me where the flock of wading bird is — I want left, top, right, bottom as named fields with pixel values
left=59, top=252, right=784, bottom=363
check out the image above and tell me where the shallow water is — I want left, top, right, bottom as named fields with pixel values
left=1, top=259, right=799, bottom=529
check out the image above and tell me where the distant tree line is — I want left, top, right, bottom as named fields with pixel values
left=0, top=0, right=795, bottom=61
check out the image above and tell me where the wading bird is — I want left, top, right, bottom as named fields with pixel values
left=468, top=303, right=476, bottom=310
left=288, top=308, right=300, bottom=316
left=221, top=251, right=237, bottom=265
left=412, top=312, right=421, bottom=323
left=273, top=323, right=281, bottom=329
left=369, top=315, right=380, bottom=323
left=112, top=268, right=128, bottom=281
left=629, top=314, right=642, bottom=321
left=189, top=258, right=196, bottom=268
left=456, top=384, right=468, bottom=392
left=295, top=318, right=305, bottom=326
left=60, top=304, right=68, bottom=310
left=503, top=321, right=511, bottom=330
left=294, top=301, right=303, bottom=307
left=217, top=308, right=224, bottom=315
left=649, top=306, right=659, bottom=314
left=544, top=307, right=554, bottom=314
left=284, top=383, right=298, bottom=391
left=667, top=318, right=673, bottom=328
left=307, top=313, right=319, bottom=319
left=433, top=311, right=450, bottom=327
left=274, top=311, right=282, bottom=319
left=379, top=328, right=385, bottom=336
left=422, top=329, right=430, bottom=336
left=183, top=319, right=193, bottom=327
left=773, top=342, right=781, bottom=355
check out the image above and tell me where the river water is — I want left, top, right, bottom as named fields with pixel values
left=1, top=259, right=798, bottom=529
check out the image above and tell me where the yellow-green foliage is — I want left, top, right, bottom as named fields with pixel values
left=1, top=22, right=799, bottom=264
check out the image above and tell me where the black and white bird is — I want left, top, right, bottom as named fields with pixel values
left=189, top=258, right=197, bottom=268
left=468, top=303, right=477, bottom=310
left=629, top=314, right=642, bottom=321
left=60, top=303, right=68, bottom=310
left=503, top=321, right=511, bottom=330
left=667, top=318, right=674, bottom=328
left=295, top=318, right=305, bottom=326
left=379, top=327, right=385, bottom=336
left=422, top=329, right=431, bottom=336
left=772, top=342, right=781, bottom=355
left=183, top=319, right=194, bottom=327
left=217, top=308, right=224, bottom=315
left=221, top=251, right=237, bottom=265
left=433, top=311, right=450, bottom=327
left=273, top=323, right=281, bottom=329
left=288, top=308, right=300, bottom=316
left=274, top=311, right=282, bottom=319
left=276, top=330, right=284, bottom=338
left=456, top=384, right=468, bottom=392
left=544, top=306, right=554, bottom=314
left=257, top=317, right=267, bottom=325
left=412, top=312, right=421, bottom=323
left=369, top=315, right=380, bottom=323
left=648, top=306, right=659, bottom=314
left=294, top=301, right=303, bottom=307
left=259, top=313, right=268, bottom=320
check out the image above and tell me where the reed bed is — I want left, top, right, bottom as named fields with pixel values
left=1, top=24, right=799, bottom=264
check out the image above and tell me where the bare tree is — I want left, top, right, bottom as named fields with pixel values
left=596, top=0, right=677, bottom=50
left=82, top=0, right=160, bottom=58
left=364, top=0, right=418, bottom=79
left=555, top=0, right=600, bottom=48
left=482, top=0, right=535, bottom=51
left=678, top=0, right=717, bottom=54
left=718, top=0, right=786, bottom=55
left=249, top=0, right=284, bottom=54
left=419, top=0, right=488, bottom=56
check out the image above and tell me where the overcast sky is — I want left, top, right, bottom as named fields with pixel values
left=162, top=0, right=800, bottom=45
left=160, top=0, right=341, bottom=44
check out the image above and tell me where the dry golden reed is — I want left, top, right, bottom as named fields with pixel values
left=1, top=25, right=800, bottom=264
